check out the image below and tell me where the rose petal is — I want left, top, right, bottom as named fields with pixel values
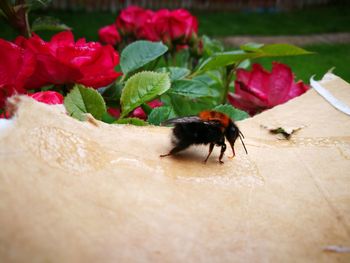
left=17, top=32, right=122, bottom=89
left=49, top=31, right=75, bottom=52
left=268, top=62, right=294, bottom=105
left=107, top=107, right=120, bottom=118
left=131, top=99, right=163, bottom=120
left=29, top=91, right=64, bottom=105
left=288, top=80, right=309, bottom=99
left=229, top=62, right=308, bottom=115
left=0, top=39, right=36, bottom=107
left=116, top=6, right=152, bottom=35
left=98, top=24, right=121, bottom=46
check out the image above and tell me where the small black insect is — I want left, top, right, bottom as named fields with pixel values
left=160, top=110, right=247, bottom=163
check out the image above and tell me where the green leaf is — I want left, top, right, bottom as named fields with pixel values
left=162, top=94, right=216, bottom=117
left=172, top=48, right=190, bottom=68
left=240, top=42, right=264, bottom=52
left=98, top=82, right=123, bottom=106
left=193, top=71, right=224, bottom=104
left=193, top=70, right=224, bottom=89
left=120, top=71, right=171, bottom=118
left=169, top=79, right=220, bottom=99
left=147, top=106, right=177, bottom=125
left=101, top=112, right=116, bottom=124
left=114, top=118, right=148, bottom=126
left=195, top=44, right=312, bottom=74
left=120, top=41, right=168, bottom=75
left=213, top=104, right=250, bottom=121
left=202, top=35, right=224, bottom=57
left=26, top=0, right=52, bottom=10
left=164, top=78, right=221, bottom=116
left=196, top=50, right=257, bottom=73
left=40, top=84, right=55, bottom=91
left=259, top=43, right=313, bottom=57
left=0, top=9, right=6, bottom=19
left=140, top=103, right=152, bottom=115
left=237, top=59, right=251, bottom=69
left=31, top=16, right=71, bottom=32
left=156, top=67, right=190, bottom=81
left=64, top=84, right=106, bottom=121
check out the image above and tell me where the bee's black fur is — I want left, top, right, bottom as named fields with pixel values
left=172, top=121, right=223, bottom=146
left=160, top=112, right=247, bottom=163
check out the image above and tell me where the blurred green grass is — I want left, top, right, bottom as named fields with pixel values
left=196, top=5, right=350, bottom=36
left=0, top=5, right=349, bottom=82
left=1, top=5, right=349, bottom=40
left=255, top=44, right=350, bottom=83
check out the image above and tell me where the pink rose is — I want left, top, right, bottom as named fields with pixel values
left=98, top=24, right=121, bottom=46
left=16, top=31, right=122, bottom=89
left=132, top=100, right=163, bottom=120
left=116, top=6, right=154, bottom=36
left=28, top=91, right=64, bottom=105
left=228, top=62, right=309, bottom=115
left=0, top=38, right=36, bottom=108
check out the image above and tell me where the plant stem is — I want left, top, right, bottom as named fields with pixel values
left=0, top=0, right=31, bottom=37
left=221, top=66, right=236, bottom=104
left=119, top=74, right=127, bottom=84
left=171, top=49, right=177, bottom=66
left=164, top=52, right=170, bottom=68
left=14, top=0, right=31, bottom=37
left=23, top=9, right=31, bottom=38
left=141, top=103, right=152, bottom=115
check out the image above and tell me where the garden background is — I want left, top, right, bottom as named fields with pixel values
left=1, top=2, right=350, bottom=261
left=1, top=0, right=349, bottom=83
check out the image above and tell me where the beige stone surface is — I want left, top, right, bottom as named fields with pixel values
left=0, top=74, right=349, bottom=262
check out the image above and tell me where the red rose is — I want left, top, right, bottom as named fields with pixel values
left=0, top=111, right=10, bottom=119
left=15, top=33, right=82, bottom=89
left=170, top=9, right=198, bottom=41
left=98, top=24, right=121, bottom=46
left=116, top=6, right=154, bottom=36
left=28, top=91, right=64, bottom=105
left=0, top=38, right=36, bottom=108
left=107, top=107, right=120, bottom=119
left=136, top=16, right=159, bottom=41
left=16, top=31, right=122, bottom=89
left=132, top=100, right=163, bottom=120
left=150, top=9, right=198, bottom=44
left=0, top=91, right=6, bottom=110
left=228, top=63, right=309, bottom=115
left=72, top=40, right=121, bottom=88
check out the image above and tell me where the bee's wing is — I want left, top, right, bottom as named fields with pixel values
left=161, top=116, right=203, bottom=126
left=161, top=116, right=221, bottom=127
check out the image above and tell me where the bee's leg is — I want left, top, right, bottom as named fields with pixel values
left=218, top=143, right=227, bottom=164
left=203, top=143, right=215, bottom=163
left=160, top=143, right=189, bottom=158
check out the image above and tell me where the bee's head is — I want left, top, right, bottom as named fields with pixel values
left=225, top=121, right=247, bottom=158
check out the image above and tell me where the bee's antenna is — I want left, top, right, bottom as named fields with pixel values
left=238, top=132, right=248, bottom=154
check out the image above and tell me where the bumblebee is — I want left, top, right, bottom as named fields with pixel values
left=160, top=110, right=247, bottom=163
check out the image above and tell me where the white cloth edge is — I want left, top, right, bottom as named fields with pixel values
left=310, top=75, right=350, bottom=116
